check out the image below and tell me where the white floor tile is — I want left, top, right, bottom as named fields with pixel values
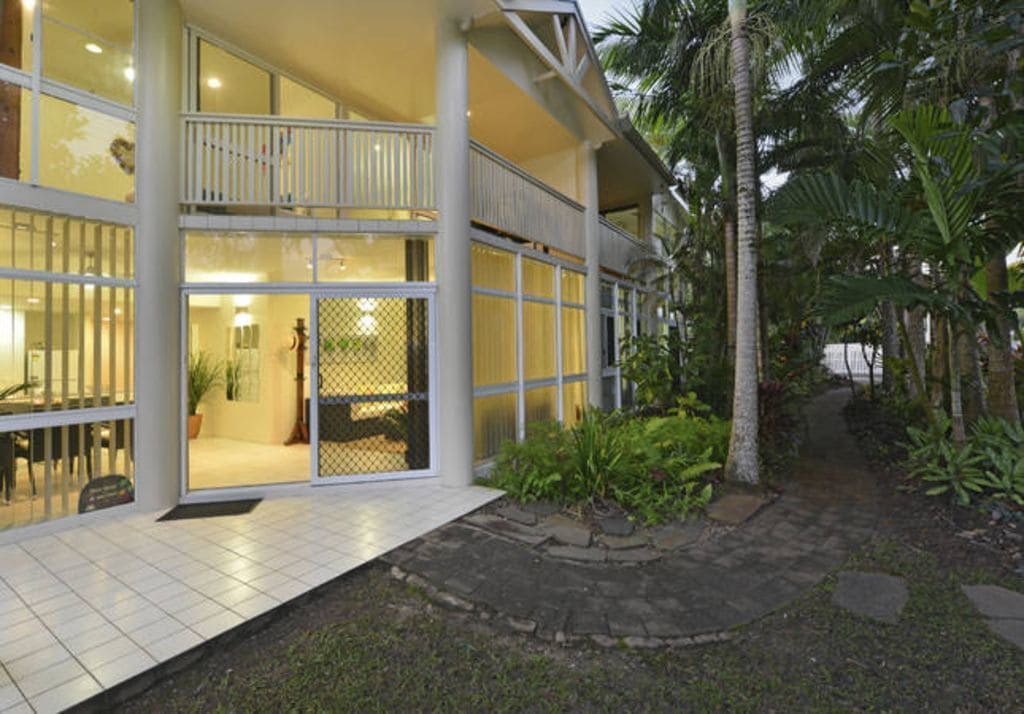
left=144, top=628, right=202, bottom=663
left=191, top=610, right=244, bottom=640
left=90, top=649, right=157, bottom=689
left=76, top=635, right=142, bottom=672
left=0, top=684, right=27, bottom=712
left=15, top=656, right=87, bottom=698
left=29, top=673, right=101, bottom=714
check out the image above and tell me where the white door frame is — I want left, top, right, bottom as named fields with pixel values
left=179, top=284, right=438, bottom=497
left=310, top=285, right=438, bottom=485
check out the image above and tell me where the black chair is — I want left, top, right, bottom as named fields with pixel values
left=14, top=425, right=94, bottom=496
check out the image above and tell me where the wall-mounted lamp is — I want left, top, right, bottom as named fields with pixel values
left=233, top=306, right=253, bottom=327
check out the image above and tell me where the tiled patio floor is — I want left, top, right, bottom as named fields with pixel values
left=0, top=481, right=500, bottom=713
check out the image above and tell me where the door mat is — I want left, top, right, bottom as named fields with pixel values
left=158, top=498, right=262, bottom=521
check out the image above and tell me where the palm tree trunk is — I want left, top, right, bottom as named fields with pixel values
left=881, top=301, right=901, bottom=394
left=986, top=255, right=1021, bottom=424
left=930, top=314, right=947, bottom=409
left=724, top=0, right=759, bottom=484
left=715, top=131, right=737, bottom=370
left=959, top=330, right=987, bottom=423
left=948, top=321, right=966, bottom=446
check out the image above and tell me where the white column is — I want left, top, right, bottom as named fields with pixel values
left=581, top=143, right=602, bottom=408
left=435, top=15, right=474, bottom=487
left=134, top=0, right=182, bottom=511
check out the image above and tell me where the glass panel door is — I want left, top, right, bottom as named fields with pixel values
left=314, top=295, right=431, bottom=480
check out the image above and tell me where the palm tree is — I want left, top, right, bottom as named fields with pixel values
left=724, top=0, right=759, bottom=483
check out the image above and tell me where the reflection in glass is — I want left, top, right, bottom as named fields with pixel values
left=316, top=235, right=433, bottom=283
left=280, top=77, right=336, bottom=119
left=198, top=39, right=271, bottom=115
left=0, top=1, right=33, bottom=72
left=473, top=392, right=516, bottom=461
left=562, top=380, right=586, bottom=427
left=38, top=94, right=135, bottom=202
left=186, top=232, right=313, bottom=283
left=525, top=386, right=556, bottom=424
left=0, top=81, right=31, bottom=182
left=42, top=16, right=133, bottom=105
left=471, top=243, right=514, bottom=292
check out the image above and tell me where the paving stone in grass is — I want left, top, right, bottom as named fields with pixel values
left=962, top=584, right=1024, bottom=651
left=599, top=534, right=648, bottom=550
left=831, top=571, right=908, bottom=624
left=986, top=619, right=1024, bottom=651
left=961, top=585, right=1024, bottom=620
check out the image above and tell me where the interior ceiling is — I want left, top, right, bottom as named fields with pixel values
left=597, top=137, right=666, bottom=210
left=468, top=47, right=577, bottom=165
left=180, top=0, right=489, bottom=122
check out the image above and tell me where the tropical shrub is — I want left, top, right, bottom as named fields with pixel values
left=491, top=406, right=727, bottom=523
left=906, top=415, right=1024, bottom=507
left=618, top=333, right=686, bottom=412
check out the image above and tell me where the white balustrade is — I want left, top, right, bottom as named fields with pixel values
left=469, top=141, right=585, bottom=258
left=181, top=114, right=435, bottom=210
left=599, top=216, right=653, bottom=274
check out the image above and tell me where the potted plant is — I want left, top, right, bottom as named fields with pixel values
left=187, top=351, right=223, bottom=439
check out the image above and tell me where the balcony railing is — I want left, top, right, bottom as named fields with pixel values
left=470, top=141, right=585, bottom=258
left=181, top=113, right=435, bottom=210
left=600, top=216, right=654, bottom=274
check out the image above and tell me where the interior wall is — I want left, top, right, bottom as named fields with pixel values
left=519, top=146, right=580, bottom=203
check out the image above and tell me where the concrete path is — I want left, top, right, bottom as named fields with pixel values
left=387, top=389, right=882, bottom=645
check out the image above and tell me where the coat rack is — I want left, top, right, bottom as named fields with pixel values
left=284, top=317, right=310, bottom=445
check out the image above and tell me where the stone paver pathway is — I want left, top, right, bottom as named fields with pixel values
left=387, top=390, right=883, bottom=646
left=832, top=571, right=909, bottom=623
left=963, top=585, right=1024, bottom=650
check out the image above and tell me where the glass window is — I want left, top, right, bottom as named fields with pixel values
left=473, top=392, right=516, bottom=461
left=561, top=270, right=584, bottom=304
left=42, top=0, right=135, bottom=105
left=0, top=80, right=31, bottom=183
left=186, top=232, right=313, bottom=283
left=38, top=93, right=135, bottom=202
left=280, top=77, right=336, bottom=120
left=1, top=211, right=134, bottom=280
left=521, top=258, right=553, bottom=299
left=523, top=301, right=555, bottom=381
left=525, top=386, right=556, bottom=424
left=472, top=294, right=516, bottom=387
left=198, top=39, right=271, bottom=115
left=471, top=243, right=514, bottom=292
left=187, top=293, right=310, bottom=490
left=561, top=306, right=586, bottom=376
left=0, top=1, right=33, bottom=72
left=0, top=278, right=133, bottom=411
left=562, top=380, right=586, bottom=427
left=600, top=282, right=614, bottom=309
left=0, top=418, right=135, bottom=531
left=316, top=235, right=433, bottom=282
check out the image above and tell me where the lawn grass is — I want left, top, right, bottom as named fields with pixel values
left=124, top=539, right=1024, bottom=713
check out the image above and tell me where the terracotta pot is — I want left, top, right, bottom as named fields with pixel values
left=187, top=414, right=203, bottom=440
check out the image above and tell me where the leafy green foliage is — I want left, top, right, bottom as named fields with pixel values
left=491, top=407, right=728, bottom=524
left=618, top=333, right=686, bottom=412
left=906, top=415, right=1024, bottom=507
left=187, top=350, right=223, bottom=416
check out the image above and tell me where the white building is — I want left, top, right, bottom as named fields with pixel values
left=0, top=0, right=680, bottom=534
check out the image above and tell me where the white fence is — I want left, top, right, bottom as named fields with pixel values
left=470, top=141, right=585, bottom=258
left=181, top=114, right=435, bottom=210
left=823, top=343, right=883, bottom=382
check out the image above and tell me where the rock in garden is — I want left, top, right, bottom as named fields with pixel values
left=600, top=534, right=648, bottom=550
left=831, top=571, right=908, bottom=624
left=521, top=500, right=561, bottom=517
left=961, top=584, right=1024, bottom=620
left=650, top=521, right=704, bottom=551
left=542, top=514, right=593, bottom=547
left=496, top=504, right=538, bottom=526
left=598, top=516, right=635, bottom=536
